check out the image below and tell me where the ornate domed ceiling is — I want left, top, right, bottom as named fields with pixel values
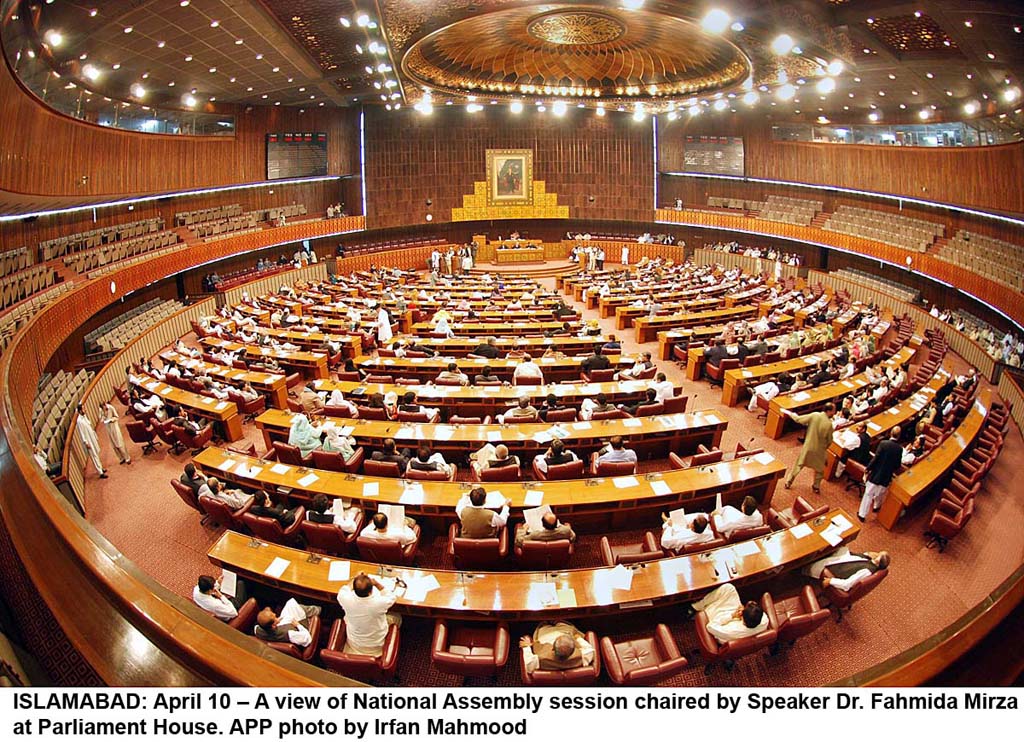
left=401, top=5, right=752, bottom=100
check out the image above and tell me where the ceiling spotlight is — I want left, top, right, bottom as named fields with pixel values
left=776, top=83, right=796, bottom=101
left=713, top=99, right=728, bottom=111
left=552, top=100, right=567, bottom=116
left=184, top=55, right=193, bottom=62
left=413, top=98, right=432, bottom=115
left=339, top=17, right=351, bottom=28
left=918, top=109, right=931, bottom=120
left=123, top=26, right=133, bottom=34
left=868, top=111, right=880, bottom=122
left=816, top=77, right=836, bottom=94
left=157, top=40, right=166, bottom=48
left=44, top=29, right=63, bottom=47
left=688, top=104, right=701, bottom=116
left=466, top=103, right=483, bottom=113
left=356, top=14, right=370, bottom=27
left=82, top=64, right=101, bottom=81
left=183, top=94, right=197, bottom=107
left=963, top=101, right=979, bottom=115
left=730, top=22, right=744, bottom=32
left=179, top=0, right=189, bottom=5
left=701, top=9, right=731, bottom=35
left=771, top=34, right=795, bottom=56
left=595, top=106, right=605, bottom=117
left=89, top=7, right=98, bottom=15
left=742, top=91, right=758, bottom=105
left=210, top=20, right=219, bottom=28
left=235, top=38, right=244, bottom=45
left=355, top=44, right=363, bottom=54
left=209, top=67, right=217, bottom=73
left=621, top=0, right=644, bottom=9
left=1003, top=87, right=1021, bottom=102
left=130, top=83, right=145, bottom=98
left=510, top=100, right=523, bottom=114
left=667, top=111, right=678, bottom=120
left=826, top=60, right=844, bottom=76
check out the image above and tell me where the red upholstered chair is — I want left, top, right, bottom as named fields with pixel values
left=127, top=420, right=159, bottom=454
left=365, top=374, right=394, bottom=384
left=660, top=529, right=727, bottom=557
left=940, top=480, right=979, bottom=509
left=689, top=449, right=724, bottom=467
left=503, top=411, right=538, bottom=423
left=154, top=418, right=183, bottom=453
left=355, top=528, right=420, bottom=566
left=842, top=458, right=868, bottom=492
left=532, top=458, right=585, bottom=481
left=706, top=357, right=740, bottom=386
left=299, top=513, right=364, bottom=556
left=447, top=523, right=509, bottom=570
left=582, top=368, right=616, bottom=383
left=435, top=377, right=467, bottom=387
left=695, top=592, right=779, bottom=672
left=356, top=405, right=389, bottom=420
left=590, top=407, right=627, bottom=420
left=520, top=630, right=601, bottom=686
left=768, top=496, right=829, bottom=529
left=771, top=586, right=831, bottom=649
left=725, top=523, right=771, bottom=543
left=227, top=441, right=258, bottom=458
left=513, top=375, right=543, bottom=387
left=336, top=371, right=361, bottom=381
left=430, top=620, right=510, bottom=679
left=311, top=447, right=365, bottom=473
left=257, top=614, right=321, bottom=662
left=396, top=410, right=437, bottom=423
left=286, top=398, right=303, bottom=413
left=589, top=453, right=637, bottom=477
left=227, top=598, right=259, bottom=632
left=474, top=463, right=522, bottom=482
left=198, top=493, right=253, bottom=531
left=171, top=479, right=203, bottom=514
left=514, top=537, right=574, bottom=570
left=114, top=385, right=131, bottom=405
left=323, top=404, right=356, bottom=417
left=272, top=440, right=311, bottom=466
left=228, top=389, right=265, bottom=421
left=320, top=619, right=400, bottom=683
left=822, top=568, right=889, bottom=621
left=634, top=366, right=657, bottom=380
left=600, top=532, right=661, bottom=566
left=925, top=498, right=974, bottom=552
left=544, top=407, right=578, bottom=423
left=239, top=507, right=305, bottom=546
left=173, top=423, right=214, bottom=454
left=286, top=372, right=303, bottom=389
left=450, top=415, right=492, bottom=425
left=634, top=402, right=665, bottom=417
left=363, top=459, right=403, bottom=478
left=406, top=464, right=456, bottom=482
left=601, top=624, right=689, bottom=685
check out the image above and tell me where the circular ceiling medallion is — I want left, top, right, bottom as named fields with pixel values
left=527, top=11, right=625, bottom=46
left=402, top=4, right=752, bottom=101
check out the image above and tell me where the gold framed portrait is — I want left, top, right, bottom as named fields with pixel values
left=486, top=149, right=533, bottom=206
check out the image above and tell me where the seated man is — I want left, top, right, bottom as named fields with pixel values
left=396, top=391, right=441, bottom=422
left=471, top=443, right=520, bottom=477
left=804, top=546, right=890, bottom=592
left=455, top=486, right=510, bottom=538
left=359, top=511, right=418, bottom=547
left=336, top=572, right=402, bottom=656
left=649, top=372, right=675, bottom=403
left=520, top=622, right=595, bottom=673
left=180, top=462, right=207, bottom=496
left=619, top=388, right=658, bottom=416
left=712, top=495, right=764, bottom=538
left=581, top=345, right=610, bottom=375
left=249, top=490, right=299, bottom=527
left=538, top=393, right=568, bottom=422
left=532, top=439, right=578, bottom=474
left=616, top=351, right=653, bottom=380
left=254, top=599, right=320, bottom=648
left=305, top=493, right=360, bottom=533
left=660, top=511, right=715, bottom=551
left=197, top=477, right=252, bottom=510
left=580, top=392, right=616, bottom=420
left=435, top=362, right=469, bottom=386
left=471, top=336, right=503, bottom=359
left=473, top=365, right=501, bottom=385
left=512, top=354, right=543, bottom=383
left=192, top=574, right=248, bottom=622
left=595, top=435, right=638, bottom=466
left=370, top=438, right=409, bottom=474
left=514, top=509, right=576, bottom=546
left=691, top=583, right=768, bottom=642
left=500, top=396, right=538, bottom=423
left=407, top=444, right=454, bottom=478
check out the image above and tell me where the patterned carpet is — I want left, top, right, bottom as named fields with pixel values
left=81, top=267, right=1024, bottom=686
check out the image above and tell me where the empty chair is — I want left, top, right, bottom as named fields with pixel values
left=601, top=624, right=689, bottom=685
left=320, top=619, right=400, bottom=684
left=363, top=459, right=403, bottom=478
left=430, top=620, right=510, bottom=679
left=768, top=496, right=829, bottom=529
left=127, top=419, right=159, bottom=455
left=925, top=498, right=974, bottom=552
left=544, top=407, right=577, bottom=423
left=514, top=537, right=574, bottom=570
left=447, top=523, right=509, bottom=570
left=771, top=586, right=831, bottom=650
left=599, top=532, right=661, bottom=566
left=662, top=395, right=688, bottom=414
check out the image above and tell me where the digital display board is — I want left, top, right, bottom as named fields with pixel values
left=682, top=135, right=744, bottom=176
left=266, top=132, right=328, bottom=179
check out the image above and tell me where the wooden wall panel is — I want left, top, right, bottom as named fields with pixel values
left=0, top=55, right=360, bottom=199
left=364, top=107, right=653, bottom=229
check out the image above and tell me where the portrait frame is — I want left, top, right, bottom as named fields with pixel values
left=486, top=149, right=533, bottom=206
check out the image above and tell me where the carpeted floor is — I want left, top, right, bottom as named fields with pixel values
left=81, top=265, right=1024, bottom=686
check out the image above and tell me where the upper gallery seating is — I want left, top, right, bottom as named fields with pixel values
left=63, top=230, right=180, bottom=274
left=0, top=246, right=32, bottom=278
left=0, top=282, right=73, bottom=356
left=936, top=230, right=1024, bottom=292
left=38, top=217, right=166, bottom=261
left=32, top=369, right=93, bottom=474
left=0, top=265, right=60, bottom=311
left=190, top=212, right=260, bottom=240
left=175, top=204, right=243, bottom=227
left=758, top=195, right=823, bottom=226
left=707, top=196, right=766, bottom=212
left=823, top=205, right=943, bottom=252
left=84, top=299, right=183, bottom=354
left=830, top=268, right=919, bottom=302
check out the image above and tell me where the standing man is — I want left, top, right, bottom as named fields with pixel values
left=99, top=401, right=131, bottom=465
left=783, top=403, right=835, bottom=493
left=620, top=243, right=630, bottom=266
left=376, top=304, right=393, bottom=346
left=75, top=404, right=108, bottom=479
left=859, top=426, right=905, bottom=522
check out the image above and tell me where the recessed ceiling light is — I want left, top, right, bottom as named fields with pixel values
left=229, top=77, right=236, bottom=83
left=925, top=72, right=934, bottom=79
left=918, top=109, right=931, bottom=119
left=816, top=77, right=836, bottom=94
left=701, top=9, right=731, bottom=35
left=130, top=83, right=145, bottom=98
left=179, top=1, right=189, bottom=6
left=168, top=81, right=175, bottom=87
left=157, top=40, right=165, bottom=48
left=339, top=17, right=350, bottom=28
left=261, top=94, right=268, bottom=99
left=210, top=20, right=219, bottom=28
left=141, top=72, right=149, bottom=79
left=964, top=20, right=973, bottom=28
left=255, top=54, right=263, bottom=60
left=89, top=8, right=97, bottom=16
left=987, top=52, right=996, bottom=60
left=184, top=55, right=193, bottom=62
left=777, top=83, right=796, bottom=101
left=235, top=38, right=244, bottom=45
left=964, top=101, right=979, bottom=115
left=826, top=60, right=844, bottom=76
left=356, top=14, right=370, bottom=27
left=124, top=26, right=133, bottom=34
left=112, top=63, right=121, bottom=70
left=44, top=29, right=63, bottom=47
left=272, top=67, right=280, bottom=73
left=868, top=112, right=879, bottom=122
left=246, top=86, right=253, bottom=91
left=82, top=64, right=101, bottom=81
left=771, top=34, right=795, bottom=55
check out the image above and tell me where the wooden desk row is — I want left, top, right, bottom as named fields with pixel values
left=386, top=334, right=619, bottom=358
left=661, top=315, right=797, bottom=367
left=199, top=337, right=328, bottom=379
left=881, top=389, right=992, bottom=530
left=766, top=345, right=917, bottom=439
left=635, top=305, right=757, bottom=344
left=354, top=353, right=635, bottom=384
left=255, top=407, right=727, bottom=461
left=205, top=506, right=854, bottom=621
left=159, top=350, right=289, bottom=408
left=614, top=297, right=724, bottom=330
left=720, top=341, right=843, bottom=407
left=596, top=281, right=737, bottom=318
left=133, top=375, right=244, bottom=441
left=411, top=320, right=576, bottom=337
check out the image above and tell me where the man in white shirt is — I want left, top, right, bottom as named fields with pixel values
left=713, top=496, right=764, bottom=538
left=192, top=574, right=245, bottom=621
left=661, top=512, right=715, bottom=552
left=803, top=546, right=890, bottom=592
left=595, top=435, right=637, bottom=466
left=336, top=573, right=402, bottom=656
left=692, top=583, right=769, bottom=643
left=255, top=599, right=319, bottom=648
left=197, top=478, right=252, bottom=510
left=359, top=512, right=418, bottom=547
left=520, top=622, right=595, bottom=673
left=513, top=354, right=543, bottom=383
left=649, top=372, right=674, bottom=403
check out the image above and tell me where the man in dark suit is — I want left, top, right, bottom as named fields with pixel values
left=704, top=339, right=728, bottom=370
left=250, top=491, right=298, bottom=527
left=306, top=494, right=335, bottom=524
left=858, top=425, right=905, bottom=521
left=471, top=336, right=502, bottom=359
left=179, top=463, right=206, bottom=495
left=580, top=344, right=610, bottom=375
left=370, top=438, right=409, bottom=474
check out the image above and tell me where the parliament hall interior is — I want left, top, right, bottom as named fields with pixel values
left=0, top=0, right=1022, bottom=688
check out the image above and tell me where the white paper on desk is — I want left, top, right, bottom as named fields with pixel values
left=733, top=540, right=761, bottom=557
left=803, top=356, right=819, bottom=365
left=580, top=384, right=600, bottom=394
left=264, top=557, right=290, bottom=579
left=217, top=458, right=236, bottom=472
left=831, top=514, right=854, bottom=533
left=702, top=413, right=722, bottom=425
left=524, top=504, right=553, bottom=532
left=608, top=564, right=634, bottom=591
left=752, top=452, right=775, bottom=465
left=791, top=391, right=811, bottom=401
left=297, top=472, right=319, bottom=487
left=404, top=574, right=441, bottom=603
left=395, top=427, right=414, bottom=439
left=362, top=481, right=379, bottom=497
left=523, top=489, right=544, bottom=507
left=820, top=524, right=843, bottom=547
left=398, top=485, right=424, bottom=505
left=790, top=522, right=813, bottom=539
left=327, top=561, right=351, bottom=582
left=572, top=421, right=593, bottom=431
left=483, top=490, right=506, bottom=509
left=613, top=476, right=640, bottom=489
left=433, top=426, right=454, bottom=441
left=742, top=370, right=753, bottom=378
left=867, top=422, right=882, bottom=432
left=270, top=463, right=291, bottom=475
left=487, top=430, right=503, bottom=442
left=842, top=380, right=854, bottom=388
left=532, top=430, right=554, bottom=444
left=557, top=588, right=578, bottom=608
left=236, top=463, right=262, bottom=478
left=530, top=582, right=559, bottom=608
left=623, top=418, right=643, bottom=428
left=668, top=507, right=687, bottom=528
left=650, top=479, right=672, bottom=496
left=219, top=570, right=237, bottom=598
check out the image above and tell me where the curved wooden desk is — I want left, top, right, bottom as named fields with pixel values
left=160, top=350, right=288, bottom=408
left=199, top=337, right=328, bottom=379
left=133, top=374, right=244, bottom=441
left=206, top=508, right=857, bottom=621
left=412, top=320, right=574, bottom=337
left=353, top=353, right=635, bottom=383
left=383, top=334, right=619, bottom=358
left=635, top=305, right=758, bottom=344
